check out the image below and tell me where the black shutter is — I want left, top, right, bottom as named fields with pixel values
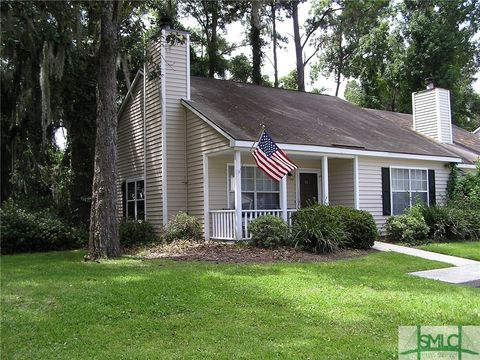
left=428, top=170, right=436, bottom=206
left=382, top=167, right=391, bottom=216
left=122, top=181, right=127, bottom=218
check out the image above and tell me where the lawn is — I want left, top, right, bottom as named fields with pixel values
left=2, top=250, right=479, bottom=359
left=418, top=241, right=480, bottom=261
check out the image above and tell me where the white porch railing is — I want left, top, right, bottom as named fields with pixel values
left=210, top=210, right=236, bottom=240
left=210, top=209, right=297, bottom=240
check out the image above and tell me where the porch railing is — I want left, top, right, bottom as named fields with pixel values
left=210, top=210, right=236, bottom=240
left=210, top=209, right=297, bottom=240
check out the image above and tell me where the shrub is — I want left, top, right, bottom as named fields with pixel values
left=119, top=219, right=158, bottom=246
left=330, top=206, right=378, bottom=249
left=291, top=205, right=346, bottom=253
left=164, top=212, right=202, bottom=242
left=385, top=212, right=429, bottom=245
left=447, top=161, right=480, bottom=209
left=248, top=215, right=289, bottom=249
left=0, top=199, right=87, bottom=254
left=420, top=205, right=479, bottom=242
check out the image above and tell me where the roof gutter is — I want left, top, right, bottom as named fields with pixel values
left=233, top=140, right=462, bottom=163
left=458, top=163, right=478, bottom=170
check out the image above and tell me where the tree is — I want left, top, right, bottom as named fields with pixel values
left=284, top=0, right=342, bottom=91
left=87, top=1, right=122, bottom=259
left=400, top=0, right=480, bottom=128
left=229, top=54, right=252, bottom=82
left=279, top=69, right=298, bottom=90
left=312, top=0, right=390, bottom=96
left=344, top=80, right=365, bottom=105
left=270, top=1, right=279, bottom=87
left=343, top=0, right=479, bottom=130
left=182, top=1, right=240, bottom=78
left=249, top=1, right=266, bottom=85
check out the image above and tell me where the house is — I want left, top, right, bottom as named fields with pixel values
left=117, top=29, right=480, bottom=240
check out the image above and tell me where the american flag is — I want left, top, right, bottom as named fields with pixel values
left=251, top=130, right=297, bottom=181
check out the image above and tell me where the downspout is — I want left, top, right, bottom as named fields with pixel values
left=143, top=54, right=147, bottom=219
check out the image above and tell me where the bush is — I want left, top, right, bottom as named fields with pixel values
left=330, top=206, right=378, bottom=249
left=248, top=215, right=289, bottom=249
left=420, top=205, right=479, bottom=242
left=119, top=219, right=158, bottom=246
left=385, top=212, right=429, bottom=245
left=291, top=205, right=346, bottom=253
left=0, top=199, right=87, bottom=254
left=164, top=212, right=202, bottom=242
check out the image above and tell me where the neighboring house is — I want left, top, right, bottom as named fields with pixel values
left=117, top=29, right=480, bottom=240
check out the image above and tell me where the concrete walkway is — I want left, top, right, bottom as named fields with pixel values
left=373, top=241, right=480, bottom=286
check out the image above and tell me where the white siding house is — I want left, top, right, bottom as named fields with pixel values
left=117, top=29, right=477, bottom=240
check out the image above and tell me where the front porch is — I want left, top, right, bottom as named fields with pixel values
left=203, top=149, right=360, bottom=240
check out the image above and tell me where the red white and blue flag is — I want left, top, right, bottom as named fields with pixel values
left=251, top=129, right=297, bottom=182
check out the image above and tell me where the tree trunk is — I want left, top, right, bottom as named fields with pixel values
left=334, top=70, right=341, bottom=97
left=292, top=2, right=304, bottom=91
left=334, top=32, right=343, bottom=97
left=87, top=1, right=121, bottom=259
left=250, top=1, right=262, bottom=85
left=207, top=3, right=218, bottom=78
left=271, top=1, right=279, bottom=88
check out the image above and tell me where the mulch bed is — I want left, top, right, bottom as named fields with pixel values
left=125, top=241, right=375, bottom=263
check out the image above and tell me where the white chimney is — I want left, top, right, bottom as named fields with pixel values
left=412, top=84, right=453, bottom=144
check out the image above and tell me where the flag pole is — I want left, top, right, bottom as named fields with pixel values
left=250, top=124, right=266, bottom=153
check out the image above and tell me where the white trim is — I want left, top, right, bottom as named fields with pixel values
left=389, top=167, right=429, bottom=215
left=124, top=178, right=146, bottom=221
left=353, top=156, right=360, bottom=209
left=161, top=29, right=168, bottom=225
left=412, top=92, right=416, bottom=131
left=186, top=34, right=191, bottom=100
left=181, top=100, right=235, bottom=143
left=296, top=169, right=322, bottom=208
left=233, top=140, right=462, bottom=163
left=473, top=127, right=480, bottom=135
left=436, top=88, right=442, bottom=142
left=143, top=61, right=147, bottom=219
left=203, top=154, right=210, bottom=240
left=234, top=151, right=243, bottom=240
left=322, top=156, right=329, bottom=204
left=226, top=163, right=281, bottom=210
left=447, top=90, right=453, bottom=144
left=117, top=70, right=144, bottom=120
left=458, top=163, right=477, bottom=170
left=280, top=176, right=287, bottom=221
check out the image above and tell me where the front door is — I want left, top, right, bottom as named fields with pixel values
left=299, top=172, right=319, bottom=208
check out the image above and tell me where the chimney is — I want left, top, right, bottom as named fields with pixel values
left=412, top=81, right=453, bottom=144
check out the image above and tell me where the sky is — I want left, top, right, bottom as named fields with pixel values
left=181, top=0, right=480, bottom=97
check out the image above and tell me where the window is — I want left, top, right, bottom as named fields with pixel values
left=126, top=179, right=145, bottom=220
left=228, top=166, right=280, bottom=210
left=391, top=168, right=428, bottom=215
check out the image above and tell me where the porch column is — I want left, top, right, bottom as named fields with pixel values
left=353, top=156, right=360, bottom=209
left=203, top=154, right=210, bottom=240
left=322, top=156, right=329, bottom=204
left=280, top=175, right=288, bottom=222
left=234, top=150, right=243, bottom=240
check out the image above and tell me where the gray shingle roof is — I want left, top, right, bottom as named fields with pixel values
left=185, top=76, right=460, bottom=159
left=365, top=108, right=480, bottom=164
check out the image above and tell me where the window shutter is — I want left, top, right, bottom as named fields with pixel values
left=121, top=181, right=127, bottom=218
left=428, top=170, right=436, bottom=206
left=381, top=167, right=391, bottom=216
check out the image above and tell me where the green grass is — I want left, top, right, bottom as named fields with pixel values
left=2, top=251, right=479, bottom=359
left=418, top=241, right=480, bottom=261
